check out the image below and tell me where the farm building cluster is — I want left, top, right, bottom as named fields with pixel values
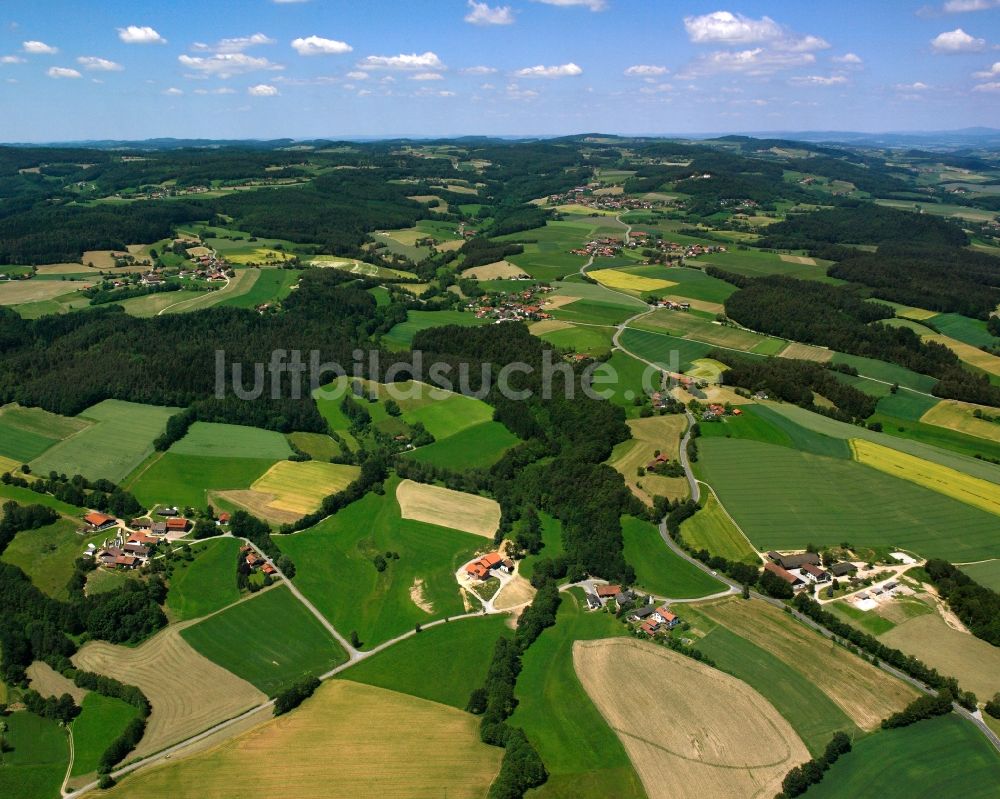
left=764, top=552, right=862, bottom=593
left=465, top=552, right=515, bottom=580
left=585, top=585, right=682, bottom=637
left=241, top=544, right=277, bottom=578
left=570, top=237, right=625, bottom=258
left=81, top=507, right=199, bottom=571
left=469, top=285, right=556, bottom=323
left=701, top=404, right=743, bottom=422
left=545, top=186, right=658, bottom=213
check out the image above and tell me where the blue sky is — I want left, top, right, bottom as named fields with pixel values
left=1, top=0, right=998, bottom=141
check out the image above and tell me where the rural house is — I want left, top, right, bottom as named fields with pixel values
left=770, top=552, right=820, bottom=570
left=466, top=552, right=503, bottom=580
left=595, top=585, right=622, bottom=600
left=629, top=605, right=656, bottom=622
left=764, top=562, right=805, bottom=589
left=799, top=563, right=831, bottom=583
left=166, top=518, right=190, bottom=534
left=652, top=606, right=680, bottom=628
left=830, top=562, right=858, bottom=577
left=84, top=512, right=117, bottom=531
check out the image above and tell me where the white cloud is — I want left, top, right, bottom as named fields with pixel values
left=178, top=53, right=283, bottom=78
left=533, top=0, right=606, bottom=10
left=514, top=62, right=582, bottom=78
left=684, top=11, right=828, bottom=52
left=359, top=51, right=444, bottom=71
left=943, top=0, right=1000, bottom=11
left=0, top=55, right=25, bottom=64
left=973, top=61, right=1000, bottom=77
left=972, top=80, right=1000, bottom=91
left=163, top=87, right=184, bottom=95
left=895, top=81, right=930, bottom=90
left=22, top=40, right=58, bottom=54
left=77, top=56, right=123, bottom=72
left=506, top=82, right=539, bottom=99
left=411, top=72, right=444, bottom=80
left=346, top=70, right=369, bottom=79
left=193, top=33, right=274, bottom=54
left=291, top=35, right=352, bottom=56
left=248, top=83, right=279, bottom=96
left=639, top=82, right=674, bottom=94
left=624, top=64, right=668, bottom=77
left=465, top=1, right=514, bottom=25
left=463, top=65, right=497, bottom=74
left=46, top=66, right=80, bottom=78
left=118, top=25, right=167, bottom=45
left=790, top=74, right=848, bottom=86
left=679, top=48, right=815, bottom=78
left=931, top=28, right=986, bottom=52
left=832, top=52, right=863, bottom=64
left=193, top=87, right=236, bottom=94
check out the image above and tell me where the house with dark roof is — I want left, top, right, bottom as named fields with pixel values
left=799, top=563, right=831, bottom=583
left=585, top=592, right=602, bottom=611
left=628, top=605, right=656, bottom=622
left=830, top=562, right=858, bottom=577
left=774, top=552, right=820, bottom=570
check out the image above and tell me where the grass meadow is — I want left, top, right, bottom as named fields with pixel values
left=399, top=393, right=493, bottom=439
left=69, top=693, right=141, bottom=778
left=959, top=559, right=1000, bottom=591
left=130, top=453, right=275, bottom=510
left=180, top=585, right=347, bottom=696
left=679, top=491, right=759, bottom=564
left=2, top=518, right=107, bottom=599
left=382, top=309, right=489, bottom=349
left=169, top=422, right=292, bottom=459
left=0, top=403, right=88, bottom=462
left=621, top=516, right=726, bottom=598
left=166, top=538, right=242, bottom=621
left=218, top=268, right=301, bottom=310
left=0, top=712, right=68, bottom=799
left=619, top=327, right=712, bottom=371
left=404, top=420, right=518, bottom=470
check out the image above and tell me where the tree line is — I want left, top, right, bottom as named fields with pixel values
left=924, top=559, right=1000, bottom=646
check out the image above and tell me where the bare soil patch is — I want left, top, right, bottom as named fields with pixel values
left=493, top=575, right=536, bottom=610
left=779, top=342, right=834, bottom=362
left=396, top=479, right=500, bottom=538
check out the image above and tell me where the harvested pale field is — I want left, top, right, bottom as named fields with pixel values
left=779, top=254, right=817, bottom=266
left=396, top=479, right=500, bottom=538
left=493, top=575, right=536, bottom=610
left=34, top=263, right=98, bottom=275
left=529, top=318, right=574, bottom=336
left=896, top=306, right=940, bottom=321
left=409, top=578, right=434, bottom=613
left=673, top=384, right=755, bottom=407
left=186, top=246, right=212, bottom=258
left=213, top=490, right=298, bottom=525
left=543, top=294, right=581, bottom=310
left=921, top=400, right=1000, bottom=443
left=82, top=250, right=128, bottom=269
left=435, top=239, right=464, bottom=252
left=100, top=681, right=502, bottom=799
left=594, top=185, right=624, bottom=196
left=250, top=460, right=360, bottom=516
left=850, top=439, right=1000, bottom=516
left=660, top=294, right=724, bottom=315
left=924, top=334, right=1000, bottom=377
left=612, top=415, right=689, bottom=505
left=881, top=611, right=1000, bottom=701
left=26, top=661, right=88, bottom=703
left=73, top=625, right=267, bottom=759
left=0, top=454, right=21, bottom=473
left=460, top=260, right=528, bottom=280
left=686, top=358, right=728, bottom=382
left=779, top=341, right=834, bottom=362
left=701, top=598, right=917, bottom=730
left=0, top=280, right=91, bottom=305
left=574, top=638, right=808, bottom=799
left=590, top=268, right=676, bottom=293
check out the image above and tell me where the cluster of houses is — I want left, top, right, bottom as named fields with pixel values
left=469, top=286, right=556, bottom=323
left=585, top=585, right=682, bottom=637
left=241, top=544, right=277, bottom=577
left=83, top=508, right=198, bottom=571
left=545, top=186, right=658, bottom=213
left=764, top=551, right=859, bottom=592
left=651, top=298, right=692, bottom=311
left=571, top=237, right=625, bottom=258
left=702, top=404, right=742, bottom=421
left=465, top=552, right=515, bottom=581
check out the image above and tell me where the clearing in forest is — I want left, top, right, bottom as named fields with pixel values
left=396, top=479, right=500, bottom=537
left=574, top=638, right=809, bottom=799
left=610, top=414, right=689, bottom=505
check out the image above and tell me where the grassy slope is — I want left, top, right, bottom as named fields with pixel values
left=620, top=516, right=726, bottom=598
left=180, top=585, right=347, bottom=696
left=70, top=693, right=141, bottom=777
left=679, top=491, right=759, bottom=564
left=400, top=393, right=493, bottom=440
left=404, top=420, right=519, bottom=470
left=166, top=538, right=242, bottom=621
left=276, top=487, right=483, bottom=647
left=959, top=559, right=1000, bottom=591
left=130, top=453, right=275, bottom=510
left=382, top=310, right=489, bottom=349
left=518, top=512, right=565, bottom=582
left=0, top=712, right=68, bottom=799
left=169, top=422, right=292, bottom=459
left=511, top=591, right=646, bottom=799
left=619, top=327, right=712, bottom=372
left=342, top=615, right=510, bottom=709
left=806, top=715, right=1000, bottom=799
left=2, top=518, right=107, bottom=600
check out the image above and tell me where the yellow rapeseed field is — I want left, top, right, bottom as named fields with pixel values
left=589, top=268, right=676, bottom=293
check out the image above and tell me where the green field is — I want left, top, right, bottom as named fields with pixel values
left=959, top=559, right=1000, bottom=591
left=169, top=422, right=292, bottom=460
left=698, top=249, right=837, bottom=282
left=697, top=437, right=1000, bottom=561
left=30, top=400, right=179, bottom=483
left=689, top=612, right=860, bottom=756
left=1, top=518, right=106, bottom=599
left=874, top=391, right=939, bottom=422
left=641, top=265, right=736, bottom=302
left=382, top=310, right=489, bottom=349
left=518, top=512, right=565, bottom=582
left=679, top=491, right=759, bottom=564
left=830, top=352, right=938, bottom=393
left=619, top=327, right=712, bottom=371
left=699, top=405, right=851, bottom=459
left=70, top=692, right=142, bottom=777
left=600, top=350, right=656, bottom=410
left=0, top=404, right=83, bottom=461
left=180, top=585, right=347, bottom=695
left=130, top=453, right=275, bottom=510
left=166, top=538, right=242, bottom=621
left=116, top=290, right=207, bottom=317
left=0, top=483, right=86, bottom=515
left=218, top=268, right=301, bottom=309
left=806, top=715, right=1000, bottom=799
left=343, top=615, right=510, bottom=709
left=287, top=431, right=342, bottom=461
left=826, top=599, right=898, bottom=636
left=276, top=486, right=483, bottom=647
left=926, top=313, right=998, bottom=349
left=404, top=420, right=519, bottom=471
left=510, top=591, right=645, bottom=799
left=620, top=516, right=726, bottom=598
left=538, top=323, right=616, bottom=356
left=400, top=393, right=494, bottom=440
left=0, top=712, right=68, bottom=799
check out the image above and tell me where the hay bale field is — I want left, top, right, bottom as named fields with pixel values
left=589, top=268, right=676, bottom=294
left=779, top=341, right=834, bottom=362
left=73, top=625, right=267, bottom=760
left=574, top=638, right=809, bottom=799
left=880, top=610, right=1000, bottom=700
left=225, top=460, right=361, bottom=523
left=921, top=399, right=1000, bottom=443
left=396, top=479, right=500, bottom=537
left=460, top=260, right=528, bottom=280
left=611, top=415, right=689, bottom=505
left=100, top=681, right=502, bottom=799
left=0, top=279, right=92, bottom=305
left=849, top=438, right=1000, bottom=516
left=701, top=598, right=917, bottom=730
left=26, top=661, right=89, bottom=703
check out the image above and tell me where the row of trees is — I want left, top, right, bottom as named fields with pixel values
left=924, top=559, right=1000, bottom=646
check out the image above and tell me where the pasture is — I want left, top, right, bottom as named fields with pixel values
left=396, top=479, right=501, bottom=538
left=830, top=352, right=938, bottom=393
left=698, top=248, right=835, bottom=282
left=286, top=431, right=341, bottom=460
left=276, top=488, right=482, bottom=646
left=610, top=414, right=688, bottom=505
left=574, top=638, right=809, bottom=799
left=73, top=625, right=267, bottom=760
left=343, top=614, right=510, bottom=708
left=0, top=712, right=67, bottom=799
left=166, top=538, right=243, bottom=621
left=697, top=437, right=1000, bottom=561
left=510, top=591, right=645, bottom=799
left=402, top=417, right=519, bottom=471
left=2, top=518, right=106, bottom=600
left=880, top=610, right=1000, bottom=700
left=849, top=438, right=1000, bottom=516
left=0, top=402, right=89, bottom=462
left=926, top=312, right=997, bottom=348
left=169, top=422, right=292, bottom=459
left=225, top=460, right=360, bottom=523
left=30, top=400, right=179, bottom=483
left=619, top=327, right=712, bottom=372
left=632, top=309, right=786, bottom=354
left=620, top=516, right=725, bottom=598
left=0, top=482, right=86, bottom=515
left=116, top=290, right=206, bottom=317
left=180, top=585, right=347, bottom=696
left=537, top=321, right=616, bottom=356
left=805, top=715, right=1000, bottom=799
left=679, top=491, right=759, bottom=564
left=699, top=598, right=917, bottom=731
left=959, top=559, right=1000, bottom=591
left=399, top=392, right=493, bottom=439
left=101, top=681, right=502, bottom=799
left=130, top=453, right=275, bottom=511
left=382, top=309, right=489, bottom=349
left=69, top=693, right=142, bottom=779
